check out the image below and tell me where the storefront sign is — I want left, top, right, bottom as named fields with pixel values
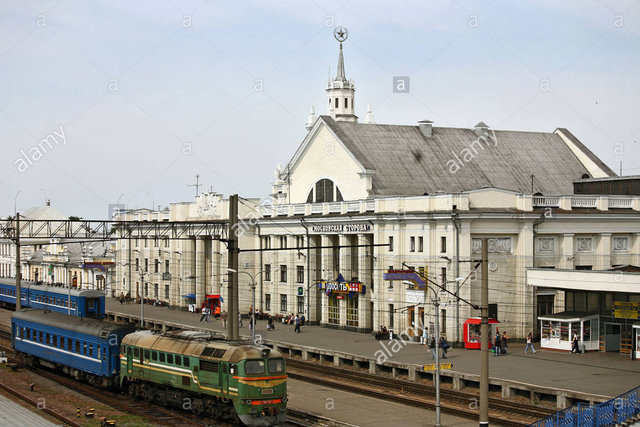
left=311, top=224, right=371, bottom=233
left=613, top=301, right=640, bottom=320
left=317, top=280, right=366, bottom=295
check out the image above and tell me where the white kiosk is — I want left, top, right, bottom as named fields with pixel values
left=539, top=312, right=600, bottom=352
left=633, top=324, right=640, bottom=360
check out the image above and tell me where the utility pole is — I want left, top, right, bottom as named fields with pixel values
left=434, top=291, right=441, bottom=427
left=15, top=213, right=21, bottom=311
left=227, top=194, right=239, bottom=340
left=480, top=238, right=489, bottom=427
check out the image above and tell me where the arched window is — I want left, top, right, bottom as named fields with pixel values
left=306, top=179, right=343, bottom=203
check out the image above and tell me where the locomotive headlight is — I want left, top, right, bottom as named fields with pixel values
left=261, top=348, right=270, bottom=358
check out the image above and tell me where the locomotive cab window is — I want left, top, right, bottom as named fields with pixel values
left=127, top=347, right=132, bottom=357
left=134, top=348, right=140, bottom=358
left=175, top=355, right=181, bottom=365
left=167, top=354, right=173, bottom=364
left=151, top=351, right=157, bottom=361
left=245, top=360, right=266, bottom=375
left=268, top=358, right=285, bottom=373
left=144, top=350, right=150, bottom=360
left=159, top=353, right=165, bottom=363
left=183, top=357, right=189, bottom=367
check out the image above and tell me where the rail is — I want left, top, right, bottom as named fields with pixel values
left=529, top=385, right=640, bottom=427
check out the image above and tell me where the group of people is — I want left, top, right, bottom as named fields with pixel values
left=427, top=336, right=450, bottom=359
left=375, top=326, right=390, bottom=340
left=118, top=292, right=131, bottom=304
left=493, top=331, right=509, bottom=356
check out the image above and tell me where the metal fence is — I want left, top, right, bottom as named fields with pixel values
left=530, top=386, right=640, bottom=427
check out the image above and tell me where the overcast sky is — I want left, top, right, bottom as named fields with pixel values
left=2, top=0, right=639, bottom=219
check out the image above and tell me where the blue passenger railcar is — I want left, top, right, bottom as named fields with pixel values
left=0, top=280, right=105, bottom=318
left=11, top=309, right=133, bottom=387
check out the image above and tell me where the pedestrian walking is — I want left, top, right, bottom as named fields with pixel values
left=524, top=332, right=536, bottom=353
left=294, top=314, right=301, bottom=333
left=501, top=331, right=508, bottom=355
left=439, top=337, right=449, bottom=359
left=199, top=307, right=209, bottom=322
left=420, top=328, right=428, bottom=345
left=429, top=337, right=437, bottom=360
left=221, top=310, right=227, bottom=329
left=494, top=332, right=502, bottom=356
left=239, top=313, right=243, bottom=327
left=571, top=333, right=580, bottom=354
left=267, top=316, right=274, bottom=330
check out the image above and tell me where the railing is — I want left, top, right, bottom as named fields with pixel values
left=365, top=199, right=375, bottom=211
left=311, top=204, right=323, bottom=214
left=529, top=385, right=640, bottom=427
left=571, top=197, right=597, bottom=208
left=275, top=205, right=288, bottom=216
left=328, top=203, right=341, bottom=214
left=293, top=204, right=306, bottom=215
left=533, top=197, right=560, bottom=207
left=346, top=201, right=360, bottom=212
left=609, top=197, right=633, bottom=209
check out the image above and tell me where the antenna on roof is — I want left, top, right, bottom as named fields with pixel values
left=188, top=174, right=201, bottom=198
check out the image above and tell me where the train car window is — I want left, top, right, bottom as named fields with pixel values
left=159, top=353, right=165, bottom=363
left=174, top=355, right=181, bottom=365
left=127, top=347, right=132, bottom=357
left=89, top=344, right=93, bottom=357
left=183, top=357, right=189, bottom=367
left=268, top=359, right=285, bottom=373
left=134, top=348, right=140, bottom=358
left=167, top=354, right=173, bottom=364
left=83, top=343, right=87, bottom=355
left=151, top=351, right=157, bottom=361
left=39, top=331, right=43, bottom=343
left=144, top=349, right=150, bottom=360
left=102, top=348, right=106, bottom=361
left=245, top=360, right=266, bottom=375
left=52, top=335, right=57, bottom=347
left=67, top=339, right=71, bottom=352
left=75, top=341, right=79, bottom=353
left=46, top=333, right=50, bottom=345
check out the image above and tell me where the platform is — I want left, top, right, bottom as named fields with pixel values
left=0, top=392, right=58, bottom=427
left=104, top=299, right=640, bottom=402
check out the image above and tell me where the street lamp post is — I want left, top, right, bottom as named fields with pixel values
left=228, top=268, right=267, bottom=345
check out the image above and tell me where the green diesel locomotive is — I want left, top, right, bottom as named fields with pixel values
left=120, top=330, right=287, bottom=426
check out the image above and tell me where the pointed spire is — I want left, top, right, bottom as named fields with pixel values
left=305, top=105, right=316, bottom=131
left=335, top=42, right=346, bottom=82
left=365, top=104, right=375, bottom=124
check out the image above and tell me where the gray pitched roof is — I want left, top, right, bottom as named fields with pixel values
left=321, top=116, right=614, bottom=196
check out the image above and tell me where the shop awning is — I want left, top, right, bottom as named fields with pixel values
left=182, top=293, right=196, bottom=299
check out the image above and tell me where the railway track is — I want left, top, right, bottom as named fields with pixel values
left=286, top=358, right=554, bottom=426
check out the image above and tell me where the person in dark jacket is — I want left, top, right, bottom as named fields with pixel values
left=429, top=337, right=437, bottom=359
left=439, top=337, right=449, bottom=359
left=501, top=331, right=508, bottom=355
left=494, top=332, right=502, bottom=356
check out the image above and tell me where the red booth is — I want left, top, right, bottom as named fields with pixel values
left=201, top=294, right=222, bottom=317
left=463, top=317, right=500, bottom=349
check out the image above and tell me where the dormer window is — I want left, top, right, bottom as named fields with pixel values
left=306, top=179, right=344, bottom=203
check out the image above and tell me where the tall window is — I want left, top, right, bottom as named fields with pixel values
left=297, top=296, right=305, bottom=314
left=264, top=264, right=271, bottom=281
left=164, top=285, right=169, bottom=300
left=328, top=295, right=339, bottom=324
left=135, top=258, right=139, bottom=269
left=389, top=304, right=394, bottom=328
left=263, top=236, right=271, bottom=249
left=418, top=237, right=424, bottom=252
left=441, top=267, right=447, bottom=289
left=280, top=236, right=287, bottom=249
left=346, top=296, right=359, bottom=327
left=410, top=236, right=415, bottom=252
left=441, top=236, right=447, bottom=253
left=280, top=266, right=287, bottom=282
left=154, top=283, right=158, bottom=298
left=280, top=294, right=287, bottom=312
left=306, top=179, right=343, bottom=203
left=296, top=266, right=304, bottom=283
left=388, top=236, right=394, bottom=252
left=144, top=258, right=149, bottom=271
left=165, top=260, right=169, bottom=273
left=154, top=259, right=159, bottom=273
left=265, top=294, right=271, bottom=311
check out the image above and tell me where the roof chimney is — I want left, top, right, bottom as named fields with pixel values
left=474, top=121, right=489, bottom=137
left=418, top=120, right=433, bottom=138
left=46, top=199, right=50, bottom=206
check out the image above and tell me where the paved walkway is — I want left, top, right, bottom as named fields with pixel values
left=0, top=392, right=57, bottom=427
left=107, top=300, right=640, bottom=398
